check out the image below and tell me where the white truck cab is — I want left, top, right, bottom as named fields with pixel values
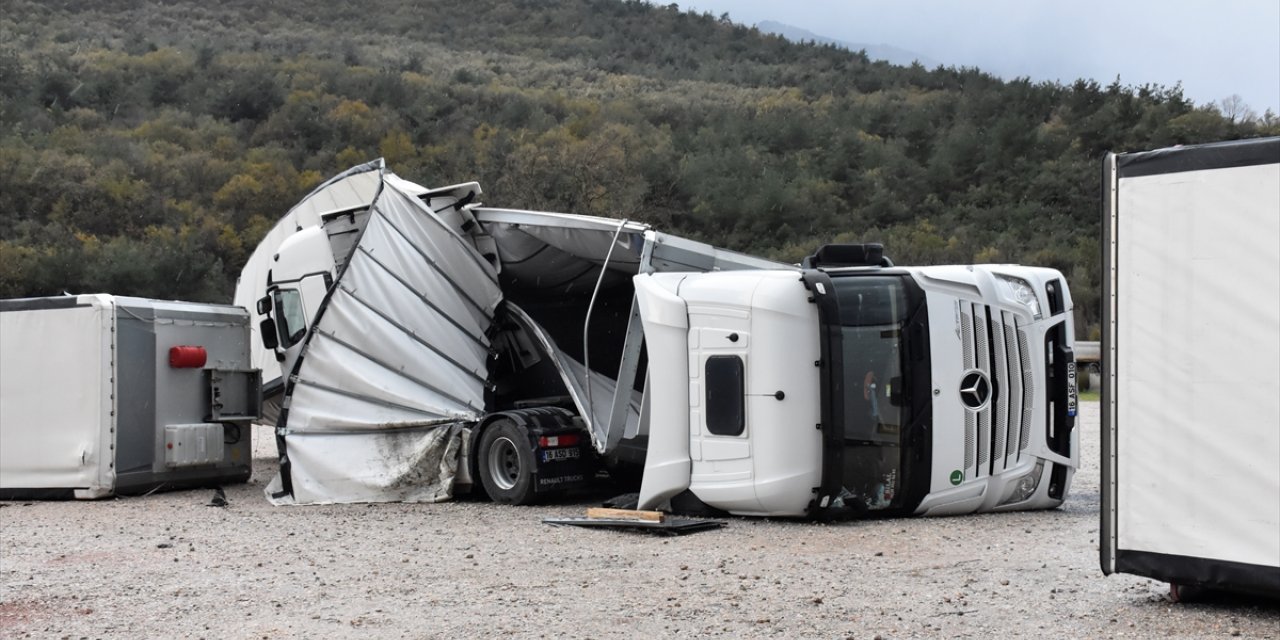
left=636, top=251, right=1077, bottom=517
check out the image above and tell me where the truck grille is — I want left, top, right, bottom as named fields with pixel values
left=959, top=303, right=1031, bottom=479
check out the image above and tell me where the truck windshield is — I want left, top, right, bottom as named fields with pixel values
left=829, top=274, right=927, bottom=512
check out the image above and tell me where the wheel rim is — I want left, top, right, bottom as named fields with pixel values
left=487, top=436, right=521, bottom=491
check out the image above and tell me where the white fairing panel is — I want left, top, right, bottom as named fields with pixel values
left=736, top=274, right=823, bottom=515
left=680, top=273, right=758, bottom=512
left=270, top=178, right=502, bottom=505
left=1115, top=163, right=1280, bottom=568
left=641, top=270, right=821, bottom=516
left=634, top=273, right=693, bottom=510
left=0, top=295, right=115, bottom=497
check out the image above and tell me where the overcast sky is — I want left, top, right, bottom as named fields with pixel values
left=683, top=0, right=1280, bottom=115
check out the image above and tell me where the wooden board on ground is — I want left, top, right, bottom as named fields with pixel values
left=585, top=507, right=665, bottom=522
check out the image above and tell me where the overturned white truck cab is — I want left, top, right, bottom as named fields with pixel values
left=636, top=258, right=1077, bottom=517
left=236, top=161, right=1078, bottom=516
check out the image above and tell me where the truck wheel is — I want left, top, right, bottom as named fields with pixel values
left=478, top=419, right=536, bottom=505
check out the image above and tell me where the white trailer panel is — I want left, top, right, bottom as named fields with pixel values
left=0, top=298, right=115, bottom=497
left=1102, top=137, right=1280, bottom=596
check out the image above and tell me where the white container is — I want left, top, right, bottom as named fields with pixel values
left=1101, top=137, right=1280, bottom=597
left=0, top=294, right=259, bottom=499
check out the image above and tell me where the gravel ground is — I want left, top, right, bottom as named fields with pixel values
left=2, top=401, right=1277, bottom=639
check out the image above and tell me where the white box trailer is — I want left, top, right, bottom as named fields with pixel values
left=0, top=295, right=260, bottom=499
left=1101, top=137, right=1280, bottom=598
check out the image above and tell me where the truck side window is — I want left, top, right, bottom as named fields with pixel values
left=272, top=288, right=308, bottom=348
left=705, top=355, right=745, bottom=436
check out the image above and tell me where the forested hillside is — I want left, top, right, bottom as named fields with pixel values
left=2, top=0, right=1274, bottom=336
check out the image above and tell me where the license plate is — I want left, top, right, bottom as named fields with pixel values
left=1066, top=361, right=1078, bottom=416
left=541, top=448, right=580, bottom=463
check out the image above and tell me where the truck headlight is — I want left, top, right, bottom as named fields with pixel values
left=1000, top=460, right=1044, bottom=506
left=995, top=274, right=1042, bottom=320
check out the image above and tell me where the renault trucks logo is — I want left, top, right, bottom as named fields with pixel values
left=959, top=370, right=991, bottom=411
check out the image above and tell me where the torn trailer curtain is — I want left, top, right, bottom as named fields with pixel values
left=254, top=165, right=672, bottom=505
left=267, top=171, right=502, bottom=505
left=235, top=162, right=403, bottom=407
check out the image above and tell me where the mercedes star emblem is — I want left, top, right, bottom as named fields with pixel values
left=960, top=370, right=992, bottom=411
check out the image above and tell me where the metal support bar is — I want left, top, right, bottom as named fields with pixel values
left=626, top=372, right=650, bottom=440
left=583, top=218, right=629, bottom=446
left=606, top=295, right=645, bottom=451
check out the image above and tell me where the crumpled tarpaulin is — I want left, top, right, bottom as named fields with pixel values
left=268, top=169, right=501, bottom=505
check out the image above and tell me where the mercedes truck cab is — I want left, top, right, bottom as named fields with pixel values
left=635, top=245, right=1077, bottom=517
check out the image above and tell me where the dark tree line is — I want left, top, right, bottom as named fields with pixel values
left=1, top=0, right=1274, bottom=337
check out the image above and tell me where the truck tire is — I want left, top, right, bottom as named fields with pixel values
left=477, top=418, right=537, bottom=505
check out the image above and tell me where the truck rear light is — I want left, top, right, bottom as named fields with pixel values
left=168, top=346, right=207, bottom=368
left=538, top=433, right=580, bottom=448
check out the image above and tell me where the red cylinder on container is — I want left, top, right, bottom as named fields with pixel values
left=168, top=345, right=207, bottom=368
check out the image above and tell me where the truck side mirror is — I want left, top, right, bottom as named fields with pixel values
left=259, top=318, right=279, bottom=350
left=256, top=295, right=271, bottom=316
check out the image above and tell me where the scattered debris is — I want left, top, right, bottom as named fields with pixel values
left=543, top=507, right=725, bottom=536
left=207, top=487, right=227, bottom=508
